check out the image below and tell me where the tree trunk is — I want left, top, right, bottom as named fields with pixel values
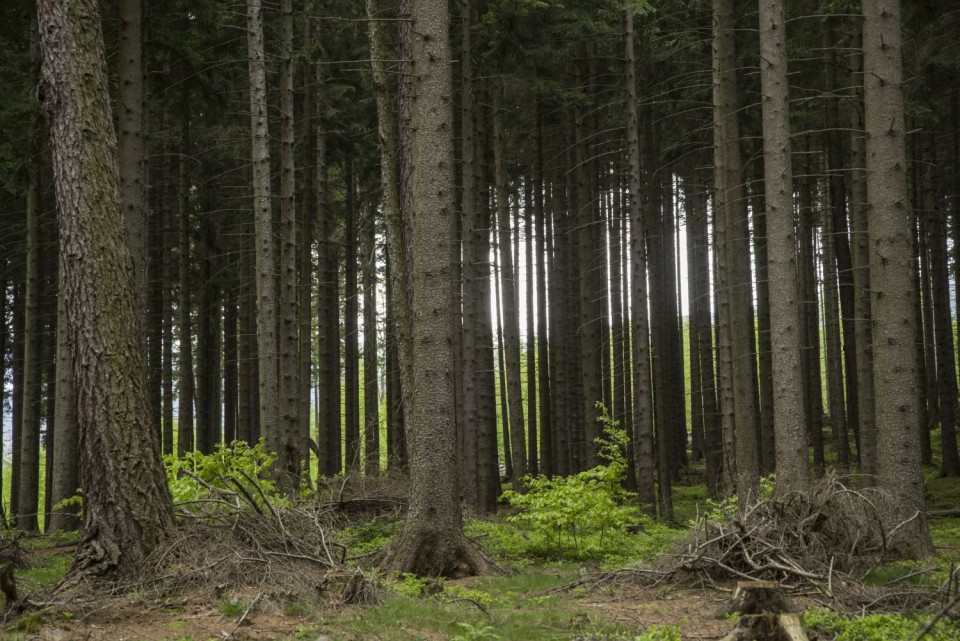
left=625, top=4, right=656, bottom=511
left=345, top=162, right=361, bottom=472
left=846, top=17, right=877, bottom=483
left=37, top=0, right=175, bottom=577
left=381, top=0, right=493, bottom=577
left=862, top=0, right=933, bottom=557
left=18, top=109, right=43, bottom=532
left=276, top=0, right=300, bottom=488
left=493, top=86, right=527, bottom=488
left=363, top=205, right=380, bottom=475
left=758, top=0, right=807, bottom=491
left=118, top=0, right=147, bottom=312
left=49, top=262, right=79, bottom=532
left=525, top=182, right=538, bottom=477
left=247, top=0, right=280, bottom=472
left=177, top=82, right=195, bottom=455
left=714, top=0, right=758, bottom=502
left=926, top=162, right=960, bottom=477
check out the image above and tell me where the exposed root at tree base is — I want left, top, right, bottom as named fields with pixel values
left=381, top=530, right=501, bottom=579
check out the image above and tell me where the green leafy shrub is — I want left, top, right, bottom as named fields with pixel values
left=495, top=404, right=681, bottom=563
left=165, top=440, right=287, bottom=509
left=339, top=517, right=402, bottom=555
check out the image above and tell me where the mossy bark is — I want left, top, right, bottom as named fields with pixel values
left=38, top=0, right=175, bottom=578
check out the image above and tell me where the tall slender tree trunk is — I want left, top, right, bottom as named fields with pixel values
left=625, top=4, right=656, bottom=511
left=758, top=0, right=807, bottom=491
left=247, top=0, right=280, bottom=471
left=177, top=81, right=194, bottom=455
left=345, top=162, right=361, bottom=472
left=493, top=86, right=527, bottom=488
left=277, top=0, right=300, bottom=486
left=846, top=17, right=877, bottom=483
left=18, top=110, right=43, bottom=531
left=714, top=0, right=757, bottom=502
left=862, top=0, right=933, bottom=557
left=525, top=183, right=538, bottom=477
left=927, top=167, right=960, bottom=477
left=49, top=263, right=79, bottom=532
left=118, top=0, right=147, bottom=311
left=363, top=206, right=380, bottom=475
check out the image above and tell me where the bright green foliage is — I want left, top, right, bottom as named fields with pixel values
left=804, top=607, right=960, bottom=641
left=497, top=416, right=680, bottom=562
left=164, top=440, right=287, bottom=509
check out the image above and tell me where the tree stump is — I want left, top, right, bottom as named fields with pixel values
left=719, top=581, right=809, bottom=641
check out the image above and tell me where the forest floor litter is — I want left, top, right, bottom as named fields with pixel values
left=1, top=469, right=958, bottom=641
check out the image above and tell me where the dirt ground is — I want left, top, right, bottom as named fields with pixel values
left=5, top=580, right=743, bottom=641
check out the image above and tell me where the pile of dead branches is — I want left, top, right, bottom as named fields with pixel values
left=646, top=475, right=897, bottom=593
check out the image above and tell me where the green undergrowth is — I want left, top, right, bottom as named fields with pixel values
left=317, top=570, right=643, bottom=641
left=804, top=607, right=960, bottom=641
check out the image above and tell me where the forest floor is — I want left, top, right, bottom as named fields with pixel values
left=2, top=466, right=959, bottom=641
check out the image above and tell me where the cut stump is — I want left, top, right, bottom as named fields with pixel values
left=719, top=581, right=809, bottom=641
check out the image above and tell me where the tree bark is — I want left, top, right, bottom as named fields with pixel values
left=363, top=205, right=381, bottom=475
left=758, top=0, right=807, bottom=491
left=625, top=4, right=656, bottom=511
left=247, top=0, right=280, bottom=474
left=862, top=0, right=933, bottom=557
left=276, top=0, right=300, bottom=487
left=493, top=85, right=527, bottom=488
left=381, top=0, right=493, bottom=577
left=37, top=0, right=175, bottom=577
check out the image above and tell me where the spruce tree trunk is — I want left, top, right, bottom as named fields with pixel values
left=37, top=0, right=175, bottom=576
left=493, top=87, right=527, bottom=488
left=298, top=19, right=315, bottom=471
left=535, top=122, right=553, bottom=477
left=177, top=83, right=195, bottom=455
left=625, top=4, right=656, bottom=511
left=846, top=16, right=877, bottom=482
left=49, top=263, right=79, bottom=532
left=118, top=0, right=147, bottom=311
left=363, top=206, right=380, bottom=475
left=862, top=0, right=933, bottom=557
left=18, top=111, right=42, bottom=531
left=525, top=184, right=538, bottom=477
left=823, top=202, right=849, bottom=470
left=345, top=162, right=361, bottom=472
left=758, top=0, right=807, bottom=490
left=714, top=0, right=756, bottom=501
left=752, top=194, right=776, bottom=476
left=247, top=0, right=280, bottom=469
left=276, top=0, right=300, bottom=487
left=798, top=172, right=825, bottom=477
left=687, top=174, right=723, bottom=496
left=382, top=0, right=492, bottom=577
left=223, top=298, right=238, bottom=444
left=927, top=177, right=960, bottom=477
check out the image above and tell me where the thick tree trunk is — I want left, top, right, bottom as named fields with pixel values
left=758, top=0, right=807, bottom=491
left=862, top=0, right=933, bottom=557
left=381, top=0, right=493, bottom=577
left=37, top=0, right=175, bottom=577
